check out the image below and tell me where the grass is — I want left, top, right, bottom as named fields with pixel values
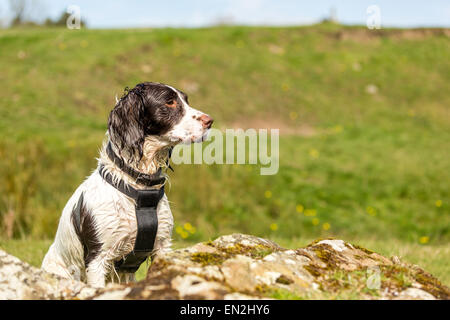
left=0, top=23, right=448, bottom=286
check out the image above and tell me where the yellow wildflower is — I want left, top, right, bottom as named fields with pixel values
left=309, top=149, right=319, bottom=159
left=296, top=204, right=304, bottom=213
left=180, top=231, right=189, bottom=239
left=322, top=223, right=331, bottom=231
left=175, top=226, right=183, bottom=234
left=270, top=223, right=278, bottom=231
left=184, top=222, right=193, bottom=231
left=289, top=111, right=298, bottom=120
left=419, top=236, right=429, bottom=244
left=264, top=190, right=272, bottom=199
left=333, top=125, right=343, bottom=133
left=312, top=218, right=320, bottom=226
left=366, top=206, right=376, bottom=216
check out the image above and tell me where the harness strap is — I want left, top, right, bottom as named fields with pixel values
left=98, top=164, right=165, bottom=273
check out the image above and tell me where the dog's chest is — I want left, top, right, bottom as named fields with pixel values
left=82, top=171, right=170, bottom=262
left=97, top=193, right=138, bottom=257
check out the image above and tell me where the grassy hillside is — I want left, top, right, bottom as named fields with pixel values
left=0, top=24, right=449, bottom=250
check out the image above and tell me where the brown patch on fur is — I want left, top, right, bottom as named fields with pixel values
left=72, top=193, right=102, bottom=267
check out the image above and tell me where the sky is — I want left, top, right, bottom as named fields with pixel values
left=1, top=0, right=449, bottom=29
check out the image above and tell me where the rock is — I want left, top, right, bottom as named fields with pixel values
left=0, top=249, right=96, bottom=300
left=1, top=234, right=449, bottom=300
left=395, top=288, right=436, bottom=300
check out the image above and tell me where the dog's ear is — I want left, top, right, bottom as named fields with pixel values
left=108, top=89, right=146, bottom=165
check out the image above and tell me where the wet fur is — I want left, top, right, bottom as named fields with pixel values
left=42, top=82, right=212, bottom=287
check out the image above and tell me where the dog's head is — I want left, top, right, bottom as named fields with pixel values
left=108, top=82, right=213, bottom=163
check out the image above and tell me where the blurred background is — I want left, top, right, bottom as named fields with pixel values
left=0, top=0, right=448, bottom=283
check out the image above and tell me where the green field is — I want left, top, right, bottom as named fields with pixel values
left=0, top=24, right=448, bottom=284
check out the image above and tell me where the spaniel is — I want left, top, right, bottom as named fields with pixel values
left=42, top=82, right=213, bottom=287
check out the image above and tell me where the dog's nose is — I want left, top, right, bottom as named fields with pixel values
left=199, top=114, right=213, bottom=129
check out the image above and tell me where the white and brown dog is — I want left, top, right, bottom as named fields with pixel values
left=42, top=82, right=213, bottom=287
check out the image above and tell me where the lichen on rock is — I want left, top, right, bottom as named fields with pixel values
left=0, top=233, right=448, bottom=300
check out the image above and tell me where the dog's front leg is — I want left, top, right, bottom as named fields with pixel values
left=152, top=195, right=174, bottom=258
left=85, top=256, right=108, bottom=287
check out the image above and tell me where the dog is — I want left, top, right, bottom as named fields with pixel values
left=42, top=82, right=213, bottom=287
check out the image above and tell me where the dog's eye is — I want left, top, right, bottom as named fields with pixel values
left=165, top=100, right=177, bottom=108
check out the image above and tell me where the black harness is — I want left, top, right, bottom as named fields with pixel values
left=77, top=142, right=171, bottom=273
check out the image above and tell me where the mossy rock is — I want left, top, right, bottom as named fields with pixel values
left=1, top=234, right=448, bottom=300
